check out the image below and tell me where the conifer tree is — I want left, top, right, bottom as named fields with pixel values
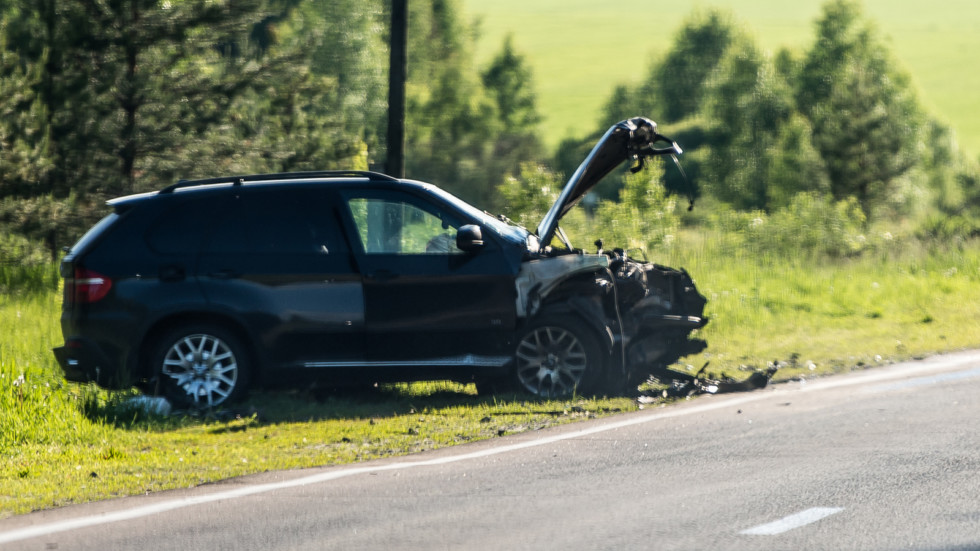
left=795, top=0, right=922, bottom=218
left=702, top=42, right=829, bottom=211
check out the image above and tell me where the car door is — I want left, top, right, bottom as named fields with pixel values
left=197, top=187, right=364, bottom=373
left=340, top=187, right=517, bottom=370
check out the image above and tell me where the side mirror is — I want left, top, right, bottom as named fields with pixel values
left=456, top=224, right=484, bottom=252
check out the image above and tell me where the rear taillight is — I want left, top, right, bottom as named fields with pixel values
left=65, top=268, right=113, bottom=304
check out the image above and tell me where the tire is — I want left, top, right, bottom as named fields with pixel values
left=513, top=314, right=604, bottom=398
left=151, top=324, right=250, bottom=408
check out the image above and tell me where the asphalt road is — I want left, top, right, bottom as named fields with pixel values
left=3, top=351, right=980, bottom=550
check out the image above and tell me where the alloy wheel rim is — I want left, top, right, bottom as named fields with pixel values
left=515, top=326, right=587, bottom=397
left=161, top=333, right=238, bottom=407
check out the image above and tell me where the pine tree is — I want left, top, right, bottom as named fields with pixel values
left=480, top=34, right=544, bottom=202
left=702, top=42, right=829, bottom=211
left=300, top=0, right=388, bottom=162
left=654, top=9, right=741, bottom=124
left=795, top=0, right=922, bottom=219
left=403, top=0, right=493, bottom=204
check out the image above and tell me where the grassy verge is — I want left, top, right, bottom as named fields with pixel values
left=2, top=379, right=632, bottom=517
left=2, top=240, right=979, bottom=517
left=658, top=232, right=980, bottom=380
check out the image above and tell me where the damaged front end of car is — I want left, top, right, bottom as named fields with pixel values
left=512, top=117, right=728, bottom=395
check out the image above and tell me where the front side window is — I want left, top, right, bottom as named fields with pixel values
left=347, top=195, right=463, bottom=255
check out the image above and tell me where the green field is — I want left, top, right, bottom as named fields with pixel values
left=461, top=0, right=980, bottom=153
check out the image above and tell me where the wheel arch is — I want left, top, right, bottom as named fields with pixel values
left=530, top=268, right=620, bottom=353
left=136, top=311, right=260, bottom=385
left=524, top=269, right=629, bottom=392
left=529, top=298, right=615, bottom=354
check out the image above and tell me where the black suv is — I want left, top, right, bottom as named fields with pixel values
left=54, top=118, right=707, bottom=406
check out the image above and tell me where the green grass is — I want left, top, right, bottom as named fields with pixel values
left=461, top=0, right=980, bottom=153
left=656, top=232, right=980, bottom=380
left=2, top=238, right=980, bottom=517
left=2, top=378, right=631, bottom=516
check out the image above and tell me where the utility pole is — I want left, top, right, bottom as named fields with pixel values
left=386, top=0, right=407, bottom=178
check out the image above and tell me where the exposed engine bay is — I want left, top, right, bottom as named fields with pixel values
left=513, top=117, right=772, bottom=394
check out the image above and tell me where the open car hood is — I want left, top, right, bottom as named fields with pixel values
left=536, top=117, right=682, bottom=248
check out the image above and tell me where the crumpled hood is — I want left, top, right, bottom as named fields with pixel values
left=536, top=117, right=681, bottom=248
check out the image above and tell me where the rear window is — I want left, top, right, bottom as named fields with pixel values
left=67, top=213, right=119, bottom=256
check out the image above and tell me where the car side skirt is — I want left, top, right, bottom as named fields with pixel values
left=302, top=355, right=512, bottom=369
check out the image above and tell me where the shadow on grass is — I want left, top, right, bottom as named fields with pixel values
left=237, top=382, right=491, bottom=424
left=78, top=380, right=581, bottom=431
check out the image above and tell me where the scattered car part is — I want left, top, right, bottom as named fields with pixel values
left=644, top=364, right=780, bottom=399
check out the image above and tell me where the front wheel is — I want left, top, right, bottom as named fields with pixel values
left=150, top=324, right=250, bottom=408
left=514, top=315, right=604, bottom=398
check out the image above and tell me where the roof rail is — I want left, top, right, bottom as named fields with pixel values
left=159, top=170, right=398, bottom=194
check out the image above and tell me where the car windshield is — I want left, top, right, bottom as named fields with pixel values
left=424, top=184, right=530, bottom=246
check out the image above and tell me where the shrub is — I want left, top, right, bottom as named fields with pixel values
left=702, top=192, right=869, bottom=260
left=591, top=165, right=678, bottom=254
left=0, top=264, right=59, bottom=294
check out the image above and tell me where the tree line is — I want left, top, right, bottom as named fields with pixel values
left=1, top=0, right=978, bottom=262
left=577, top=2, right=977, bottom=223
left=0, top=0, right=543, bottom=260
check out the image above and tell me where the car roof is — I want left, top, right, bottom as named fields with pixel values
left=158, top=170, right=399, bottom=193
left=106, top=170, right=419, bottom=210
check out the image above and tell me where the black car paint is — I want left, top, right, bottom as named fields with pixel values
left=336, top=187, right=521, bottom=365
left=56, top=178, right=529, bottom=391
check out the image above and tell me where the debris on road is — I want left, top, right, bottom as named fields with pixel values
left=638, top=362, right=779, bottom=401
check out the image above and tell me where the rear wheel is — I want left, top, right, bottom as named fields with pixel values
left=514, top=314, right=604, bottom=398
left=151, top=324, right=250, bottom=408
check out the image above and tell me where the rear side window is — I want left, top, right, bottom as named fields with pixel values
left=67, top=213, right=119, bottom=255
left=146, top=197, right=222, bottom=254
left=207, top=190, right=338, bottom=255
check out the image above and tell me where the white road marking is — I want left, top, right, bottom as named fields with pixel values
left=740, top=507, right=845, bottom=535
left=1, top=351, right=976, bottom=545
left=866, top=365, right=980, bottom=393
